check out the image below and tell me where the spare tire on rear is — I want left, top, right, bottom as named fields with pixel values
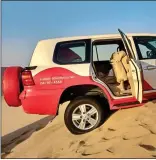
left=2, top=66, right=23, bottom=107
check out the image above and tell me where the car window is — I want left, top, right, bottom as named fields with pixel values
left=55, top=42, right=86, bottom=64
left=93, top=44, right=119, bottom=61
left=70, top=46, right=85, bottom=61
left=138, top=44, right=150, bottom=59
left=134, top=36, right=156, bottom=60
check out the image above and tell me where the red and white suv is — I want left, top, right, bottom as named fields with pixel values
left=2, top=29, right=156, bottom=134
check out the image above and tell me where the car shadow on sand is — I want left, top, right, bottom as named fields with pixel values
left=97, top=98, right=117, bottom=128
left=1, top=115, right=54, bottom=158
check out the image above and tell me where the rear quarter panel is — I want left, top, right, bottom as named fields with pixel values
left=20, top=65, right=102, bottom=115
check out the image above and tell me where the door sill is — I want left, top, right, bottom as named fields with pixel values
left=112, top=98, right=156, bottom=110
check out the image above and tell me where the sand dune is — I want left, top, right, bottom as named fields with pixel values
left=1, top=97, right=156, bottom=158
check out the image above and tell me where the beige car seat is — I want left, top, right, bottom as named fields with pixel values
left=97, top=50, right=133, bottom=96
left=121, top=55, right=135, bottom=96
left=110, top=51, right=128, bottom=91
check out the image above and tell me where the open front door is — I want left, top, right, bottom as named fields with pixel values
left=118, top=29, right=143, bottom=103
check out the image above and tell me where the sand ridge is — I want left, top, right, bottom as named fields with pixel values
left=1, top=99, right=156, bottom=158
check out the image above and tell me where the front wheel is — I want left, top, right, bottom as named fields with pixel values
left=64, top=97, right=104, bottom=134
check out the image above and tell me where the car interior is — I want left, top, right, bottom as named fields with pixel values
left=92, top=39, right=135, bottom=97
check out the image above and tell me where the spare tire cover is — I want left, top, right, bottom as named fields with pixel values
left=2, top=66, right=23, bottom=107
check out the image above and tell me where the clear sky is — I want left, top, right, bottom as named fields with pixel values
left=2, top=1, right=156, bottom=66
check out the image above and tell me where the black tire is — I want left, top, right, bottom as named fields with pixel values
left=64, top=97, right=105, bottom=135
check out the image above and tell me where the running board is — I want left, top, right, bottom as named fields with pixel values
left=112, top=98, right=156, bottom=109
left=114, top=100, right=148, bottom=107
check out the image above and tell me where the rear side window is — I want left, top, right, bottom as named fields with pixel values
left=53, top=40, right=90, bottom=64
left=93, top=44, right=119, bottom=61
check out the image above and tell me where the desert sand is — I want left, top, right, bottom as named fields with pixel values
left=1, top=97, right=156, bottom=158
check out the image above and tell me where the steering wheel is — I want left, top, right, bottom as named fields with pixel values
left=117, top=46, right=120, bottom=52
left=147, top=50, right=155, bottom=58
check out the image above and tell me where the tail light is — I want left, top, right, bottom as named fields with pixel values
left=22, top=70, right=35, bottom=86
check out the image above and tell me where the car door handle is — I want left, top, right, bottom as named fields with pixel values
left=144, top=66, right=156, bottom=70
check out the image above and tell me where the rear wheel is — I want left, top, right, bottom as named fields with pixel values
left=64, top=97, right=105, bottom=134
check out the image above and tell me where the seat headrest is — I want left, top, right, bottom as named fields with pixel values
left=110, top=51, right=127, bottom=62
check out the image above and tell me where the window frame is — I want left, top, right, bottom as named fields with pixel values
left=53, top=39, right=91, bottom=65
left=91, top=38, right=124, bottom=62
left=133, top=36, right=156, bottom=60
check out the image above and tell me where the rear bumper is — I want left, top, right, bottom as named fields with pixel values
left=19, top=89, right=63, bottom=115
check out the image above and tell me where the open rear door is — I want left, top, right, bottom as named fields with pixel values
left=118, top=29, right=143, bottom=103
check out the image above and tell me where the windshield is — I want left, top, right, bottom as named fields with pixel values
left=133, top=36, right=156, bottom=59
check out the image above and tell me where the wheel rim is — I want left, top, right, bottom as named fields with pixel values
left=72, top=104, right=99, bottom=130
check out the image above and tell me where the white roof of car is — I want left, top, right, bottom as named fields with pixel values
left=38, top=33, right=156, bottom=44
left=30, top=33, right=156, bottom=66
